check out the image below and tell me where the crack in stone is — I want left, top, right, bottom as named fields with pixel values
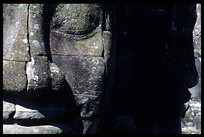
left=25, top=4, right=30, bottom=93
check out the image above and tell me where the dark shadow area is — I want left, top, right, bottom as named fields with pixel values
left=3, top=79, right=82, bottom=133
left=101, top=4, right=197, bottom=134
left=42, top=4, right=58, bottom=63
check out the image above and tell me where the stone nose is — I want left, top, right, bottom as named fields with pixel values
left=3, top=57, right=66, bottom=97
left=26, top=56, right=66, bottom=97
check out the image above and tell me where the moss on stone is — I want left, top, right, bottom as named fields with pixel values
left=3, top=4, right=30, bottom=61
left=29, top=4, right=47, bottom=56
left=51, top=4, right=102, bottom=35
left=3, top=60, right=27, bottom=93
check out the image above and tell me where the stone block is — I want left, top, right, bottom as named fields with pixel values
left=52, top=55, right=105, bottom=117
left=29, top=4, right=47, bottom=56
left=3, top=94, right=15, bottom=120
left=3, top=124, right=72, bottom=134
left=26, top=56, right=50, bottom=95
left=3, top=4, right=30, bottom=61
left=3, top=60, right=27, bottom=94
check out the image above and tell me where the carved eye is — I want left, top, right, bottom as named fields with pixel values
left=51, top=4, right=102, bottom=35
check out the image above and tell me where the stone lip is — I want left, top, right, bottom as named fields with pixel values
left=14, top=88, right=76, bottom=120
left=3, top=89, right=77, bottom=134
left=3, top=83, right=77, bottom=121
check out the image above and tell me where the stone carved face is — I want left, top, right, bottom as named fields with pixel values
left=3, top=4, right=116, bottom=134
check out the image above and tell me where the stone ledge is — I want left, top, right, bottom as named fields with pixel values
left=3, top=123, right=72, bottom=134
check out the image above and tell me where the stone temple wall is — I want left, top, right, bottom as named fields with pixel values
left=3, top=4, right=116, bottom=134
left=3, top=4, right=200, bottom=134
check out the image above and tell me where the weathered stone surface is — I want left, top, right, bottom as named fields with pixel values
left=51, top=4, right=103, bottom=35
left=50, top=63, right=65, bottom=91
left=181, top=99, right=201, bottom=134
left=3, top=124, right=72, bottom=134
left=2, top=3, right=200, bottom=134
left=50, top=25, right=103, bottom=56
left=3, top=4, right=30, bottom=61
left=78, top=94, right=102, bottom=118
left=189, top=52, right=201, bottom=99
left=193, top=4, right=201, bottom=50
left=26, top=56, right=50, bottom=95
left=29, top=4, right=47, bottom=56
left=3, top=60, right=27, bottom=94
left=52, top=55, right=105, bottom=117
left=3, top=94, right=15, bottom=120
left=103, top=31, right=112, bottom=64
left=50, top=4, right=103, bottom=56
left=14, top=90, right=75, bottom=120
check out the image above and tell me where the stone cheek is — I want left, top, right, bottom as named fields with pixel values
left=3, top=4, right=30, bottom=61
left=3, top=61, right=27, bottom=94
left=50, top=25, right=103, bottom=56
left=52, top=55, right=105, bottom=118
left=26, top=56, right=51, bottom=95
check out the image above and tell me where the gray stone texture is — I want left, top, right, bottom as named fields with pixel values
left=52, top=55, right=105, bottom=118
left=50, top=26, right=103, bottom=56
left=29, top=4, right=47, bottom=56
left=3, top=3, right=199, bottom=135
left=50, top=4, right=103, bottom=56
left=51, top=4, right=103, bottom=35
left=50, top=63, right=66, bottom=91
left=26, top=56, right=51, bottom=95
left=3, top=94, right=15, bottom=120
left=3, top=4, right=30, bottom=61
left=3, top=60, right=27, bottom=94
left=3, top=124, right=72, bottom=134
left=193, top=4, right=201, bottom=50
